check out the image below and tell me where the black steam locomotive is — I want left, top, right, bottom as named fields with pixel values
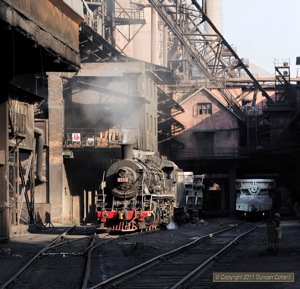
left=95, top=144, right=187, bottom=232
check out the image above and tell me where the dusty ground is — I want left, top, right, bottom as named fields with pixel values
left=0, top=225, right=75, bottom=288
left=192, top=219, right=300, bottom=289
left=0, top=217, right=299, bottom=289
left=89, top=217, right=239, bottom=285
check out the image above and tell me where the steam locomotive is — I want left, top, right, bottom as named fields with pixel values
left=95, top=144, right=187, bottom=232
left=235, top=178, right=276, bottom=218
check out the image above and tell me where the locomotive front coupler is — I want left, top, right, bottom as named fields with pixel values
left=118, top=208, right=130, bottom=220
left=98, top=209, right=108, bottom=223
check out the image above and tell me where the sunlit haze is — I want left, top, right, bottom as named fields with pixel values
left=222, top=0, right=300, bottom=77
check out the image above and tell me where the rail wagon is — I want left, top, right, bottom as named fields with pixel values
left=183, top=172, right=205, bottom=219
left=236, top=178, right=275, bottom=218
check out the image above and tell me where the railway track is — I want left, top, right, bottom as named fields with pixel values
left=83, top=227, right=163, bottom=288
left=1, top=225, right=97, bottom=289
left=1, top=225, right=159, bottom=289
left=88, top=221, right=262, bottom=289
left=1, top=220, right=262, bottom=289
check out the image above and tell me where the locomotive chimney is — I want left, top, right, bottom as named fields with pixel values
left=121, top=144, right=133, bottom=159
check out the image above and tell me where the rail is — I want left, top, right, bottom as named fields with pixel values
left=0, top=226, right=82, bottom=289
left=89, top=221, right=257, bottom=288
left=171, top=222, right=261, bottom=289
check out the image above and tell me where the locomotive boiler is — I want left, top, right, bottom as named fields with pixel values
left=236, top=178, right=276, bottom=218
left=95, top=144, right=186, bottom=232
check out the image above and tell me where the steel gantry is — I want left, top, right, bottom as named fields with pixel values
left=83, top=0, right=146, bottom=55
left=148, top=0, right=274, bottom=120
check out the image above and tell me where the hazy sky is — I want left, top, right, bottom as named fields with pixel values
left=221, top=0, right=300, bottom=77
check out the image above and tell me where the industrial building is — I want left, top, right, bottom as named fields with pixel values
left=1, top=0, right=300, bottom=240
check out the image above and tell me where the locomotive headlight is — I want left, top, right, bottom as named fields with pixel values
left=118, top=168, right=127, bottom=178
left=117, top=168, right=129, bottom=182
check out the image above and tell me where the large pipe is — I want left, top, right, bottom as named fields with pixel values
left=34, top=127, right=46, bottom=183
left=121, top=144, right=133, bottom=160
left=203, top=0, right=221, bottom=33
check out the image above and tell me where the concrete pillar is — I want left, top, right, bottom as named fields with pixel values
left=73, top=195, right=80, bottom=223
left=47, top=72, right=64, bottom=223
left=0, top=97, right=10, bottom=240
